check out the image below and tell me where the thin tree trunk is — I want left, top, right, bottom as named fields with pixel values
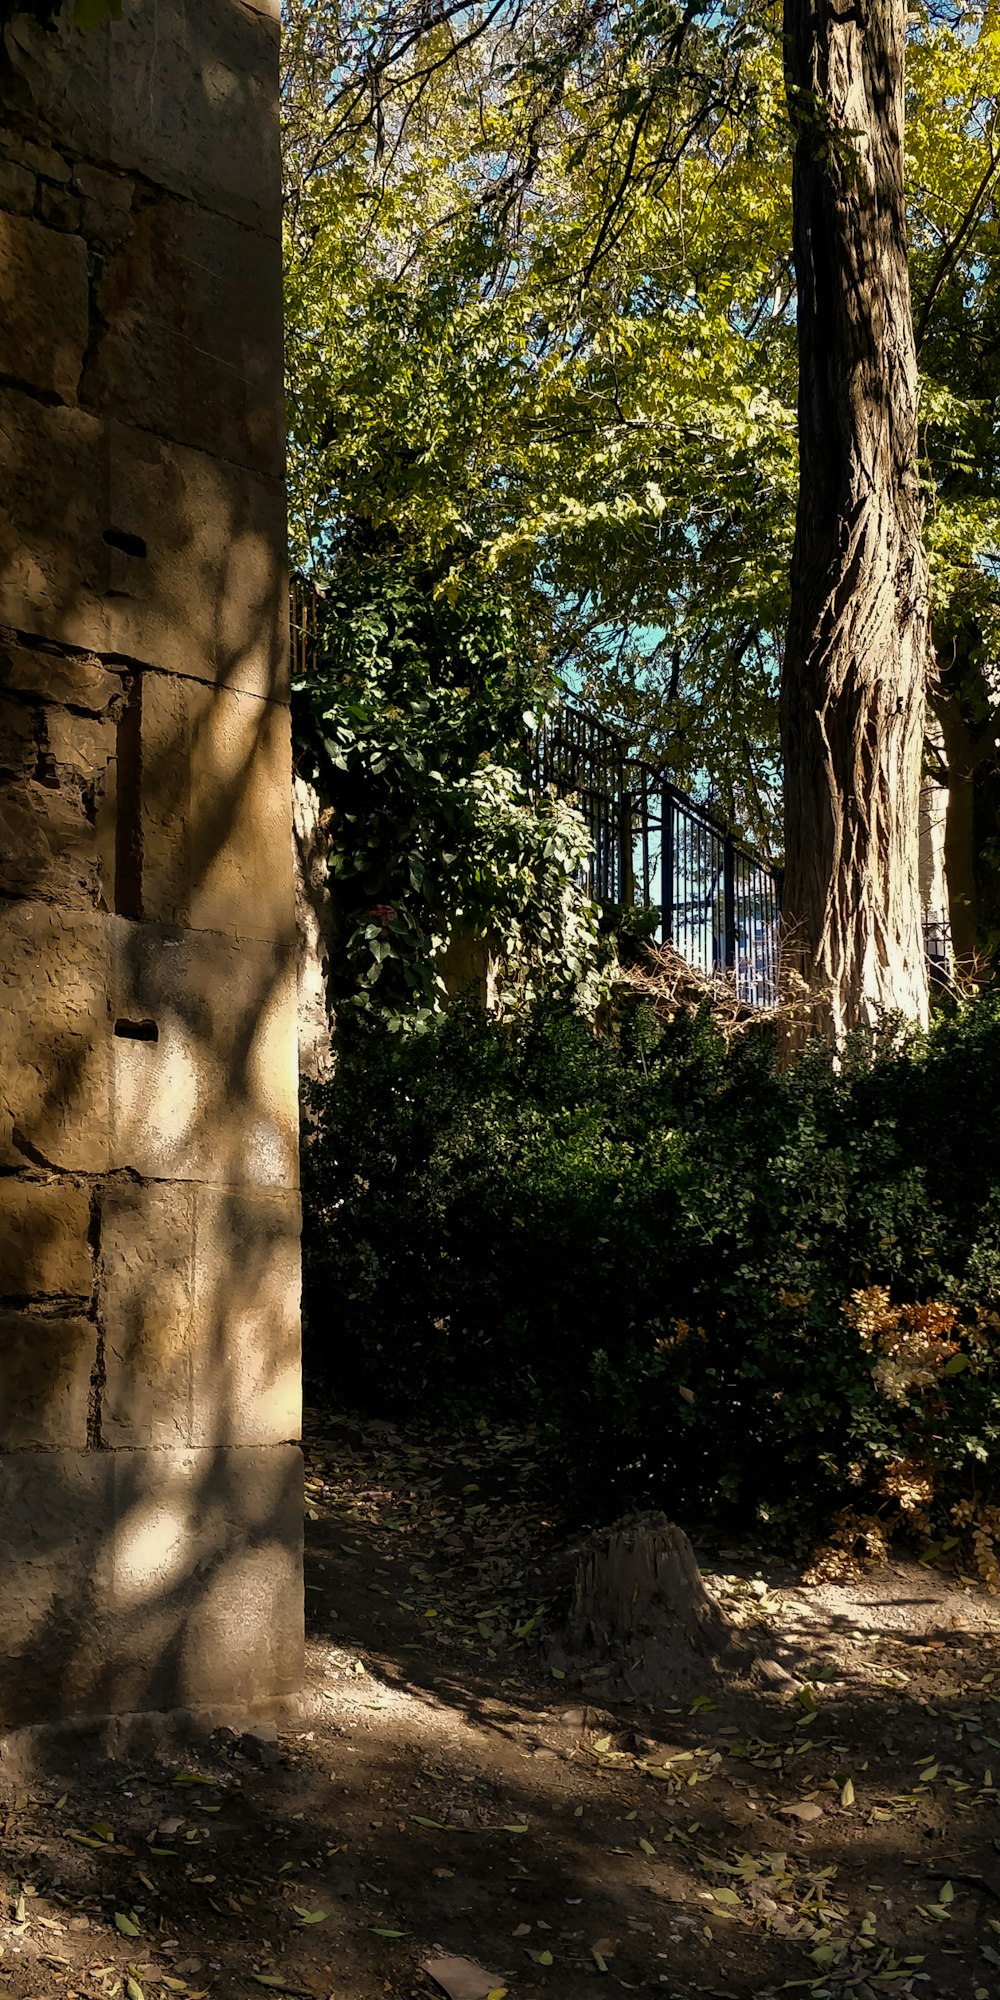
left=781, top=0, right=930, bottom=1042
left=934, top=689, right=981, bottom=964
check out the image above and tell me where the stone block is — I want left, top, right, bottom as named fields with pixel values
left=189, top=1187, right=301, bottom=1445
left=0, top=1178, right=93, bottom=1302
left=98, top=1181, right=193, bottom=1449
left=139, top=673, right=294, bottom=942
left=19, top=138, right=71, bottom=182
left=0, top=1449, right=114, bottom=1727
left=105, top=1445, right=304, bottom=1714
left=0, top=157, right=34, bottom=214
left=0, top=694, right=37, bottom=776
left=0, top=902, right=112, bottom=1174
left=37, top=182, right=82, bottom=233
left=0, top=1444, right=303, bottom=1727
left=110, top=919, right=298, bottom=1188
left=0, top=1309, right=94, bottom=1449
left=99, top=1181, right=301, bottom=1449
left=0, top=777, right=103, bottom=909
left=4, top=1, right=280, bottom=234
left=0, top=638, right=122, bottom=715
left=0, top=210, right=88, bottom=402
left=84, top=196, right=283, bottom=475
left=44, top=706, right=115, bottom=782
left=0, top=390, right=288, bottom=701
left=74, top=162, right=133, bottom=209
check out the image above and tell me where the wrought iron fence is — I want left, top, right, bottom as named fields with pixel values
left=533, top=706, right=781, bottom=1006
left=530, top=705, right=632, bottom=907
left=289, top=585, right=946, bottom=1007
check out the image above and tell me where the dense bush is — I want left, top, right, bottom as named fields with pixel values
left=302, top=994, right=1000, bottom=1553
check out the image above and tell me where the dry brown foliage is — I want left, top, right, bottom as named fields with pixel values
left=612, top=939, right=814, bottom=1041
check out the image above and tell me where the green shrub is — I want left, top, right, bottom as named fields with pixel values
left=293, top=553, right=609, bottom=1029
left=301, top=993, right=1000, bottom=1553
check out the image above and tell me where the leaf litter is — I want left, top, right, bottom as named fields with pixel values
left=4, top=1410, right=1000, bottom=1998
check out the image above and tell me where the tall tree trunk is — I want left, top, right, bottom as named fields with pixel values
left=782, top=0, right=930, bottom=1042
left=933, top=688, right=983, bottom=965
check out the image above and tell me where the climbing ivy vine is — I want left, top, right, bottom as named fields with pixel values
left=294, top=553, right=611, bottom=1032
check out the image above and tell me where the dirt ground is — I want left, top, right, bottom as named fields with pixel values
left=4, top=1412, right=1000, bottom=2000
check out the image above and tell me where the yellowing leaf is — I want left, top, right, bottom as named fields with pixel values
left=711, top=1887, right=740, bottom=1906
left=840, top=1778, right=855, bottom=1807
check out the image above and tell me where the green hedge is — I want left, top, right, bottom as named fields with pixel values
left=301, top=996, right=1000, bottom=1549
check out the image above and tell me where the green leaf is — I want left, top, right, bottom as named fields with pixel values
left=73, top=0, right=123, bottom=27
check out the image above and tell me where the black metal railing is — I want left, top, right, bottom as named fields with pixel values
left=291, top=578, right=952, bottom=1005
left=533, top=706, right=781, bottom=1006
left=531, top=705, right=632, bottom=907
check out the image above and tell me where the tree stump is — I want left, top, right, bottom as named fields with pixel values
left=558, top=1513, right=742, bottom=1702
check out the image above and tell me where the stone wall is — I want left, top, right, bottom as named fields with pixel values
left=0, top=0, right=303, bottom=1726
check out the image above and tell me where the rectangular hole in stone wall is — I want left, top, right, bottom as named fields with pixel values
left=113, top=1019, right=159, bottom=1042
left=114, top=675, right=143, bottom=919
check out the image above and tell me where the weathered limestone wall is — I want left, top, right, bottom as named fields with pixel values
left=291, top=772, right=336, bottom=1085
left=0, top=0, right=303, bottom=1726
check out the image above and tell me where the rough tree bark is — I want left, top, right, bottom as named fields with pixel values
left=782, top=0, right=930, bottom=1041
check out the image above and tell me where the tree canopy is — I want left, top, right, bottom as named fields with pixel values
left=283, top=0, right=1000, bottom=877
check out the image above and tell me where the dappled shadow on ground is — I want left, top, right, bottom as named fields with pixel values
left=3, top=1413, right=1000, bottom=2000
